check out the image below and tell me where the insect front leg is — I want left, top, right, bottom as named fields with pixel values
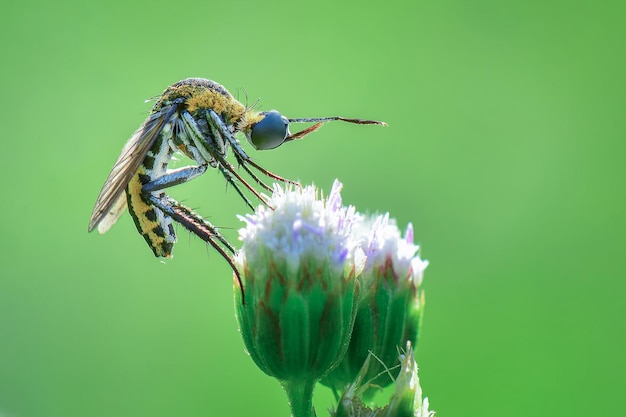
left=218, top=165, right=256, bottom=211
left=207, top=110, right=299, bottom=187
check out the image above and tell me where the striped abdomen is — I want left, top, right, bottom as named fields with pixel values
left=126, top=127, right=176, bottom=257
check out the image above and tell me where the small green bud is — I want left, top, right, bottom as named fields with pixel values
left=322, top=215, right=428, bottom=396
left=235, top=180, right=363, bottom=417
left=331, top=342, right=433, bottom=417
left=386, top=342, right=433, bottom=417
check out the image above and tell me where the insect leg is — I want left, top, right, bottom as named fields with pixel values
left=142, top=165, right=208, bottom=193
left=207, top=110, right=300, bottom=186
left=218, top=165, right=256, bottom=211
left=204, top=116, right=272, bottom=192
left=146, top=193, right=245, bottom=302
left=180, top=112, right=270, bottom=205
left=140, top=163, right=254, bottom=250
left=153, top=117, right=256, bottom=209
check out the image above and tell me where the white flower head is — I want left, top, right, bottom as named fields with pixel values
left=237, top=180, right=363, bottom=280
left=354, top=213, right=428, bottom=287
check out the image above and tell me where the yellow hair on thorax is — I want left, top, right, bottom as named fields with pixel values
left=236, top=110, right=264, bottom=134
left=179, top=86, right=246, bottom=122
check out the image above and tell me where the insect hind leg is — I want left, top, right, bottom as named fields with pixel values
left=145, top=193, right=245, bottom=303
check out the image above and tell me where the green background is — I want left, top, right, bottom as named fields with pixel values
left=1, top=0, right=624, bottom=416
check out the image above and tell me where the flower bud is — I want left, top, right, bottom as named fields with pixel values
left=322, top=214, right=428, bottom=396
left=332, top=342, right=433, bottom=417
left=386, top=342, right=433, bottom=417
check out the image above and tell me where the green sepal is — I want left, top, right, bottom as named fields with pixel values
left=235, top=260, right=358, bottom=382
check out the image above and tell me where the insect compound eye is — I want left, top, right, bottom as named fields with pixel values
left=249, top=111, right=289, bottom=150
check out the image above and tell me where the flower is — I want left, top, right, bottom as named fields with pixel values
left=235, top=180, right=362, bottom=417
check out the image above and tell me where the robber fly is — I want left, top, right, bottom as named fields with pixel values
left=88, top=77, right=386, bottom=281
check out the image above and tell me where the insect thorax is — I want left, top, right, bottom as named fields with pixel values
left=154, top=78, right=248, bottom=126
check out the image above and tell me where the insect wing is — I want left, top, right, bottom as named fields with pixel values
left=88, top=105, right=177, bottom=233
left=95, top=194, right=127, bottom=234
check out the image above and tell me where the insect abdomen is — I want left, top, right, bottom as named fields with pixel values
left=126, top=167, right=176, bottom=257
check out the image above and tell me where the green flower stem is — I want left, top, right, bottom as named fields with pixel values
left=281, top=379, right=316, bottom=417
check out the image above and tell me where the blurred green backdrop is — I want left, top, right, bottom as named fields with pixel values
left=1, top=0, right=624, bottom=416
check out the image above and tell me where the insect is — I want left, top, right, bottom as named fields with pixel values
left=88, top=78, right=385, bottom=281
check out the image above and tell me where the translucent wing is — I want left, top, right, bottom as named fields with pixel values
left=88, top=104, right=177, bottom=233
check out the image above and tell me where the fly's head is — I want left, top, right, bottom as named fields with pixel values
left=243, top=110, right=290, bottom=150
left=240, top=110, right=326, bottom=151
